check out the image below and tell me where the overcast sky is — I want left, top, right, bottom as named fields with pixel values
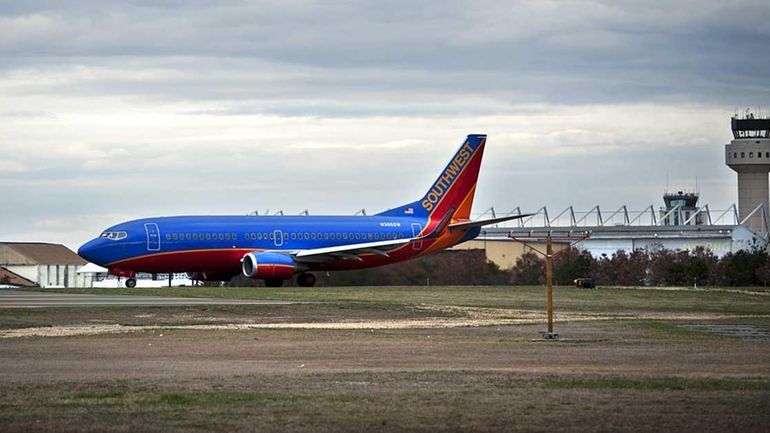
left=2, top=0, right=769, bottom=250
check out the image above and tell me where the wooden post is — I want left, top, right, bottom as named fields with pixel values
left=546, top=235, right=554, bottom=334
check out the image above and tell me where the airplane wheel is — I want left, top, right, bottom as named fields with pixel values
left=297, top=273, right=316, bottom=287
left=125, top=278, right=137, bottom=288
left=264, top=279, right=283, bottom=288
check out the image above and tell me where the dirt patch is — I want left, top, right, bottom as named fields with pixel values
left=3, top=306, right=768, bottom=338
left=687, top=324, right=770, bottom=342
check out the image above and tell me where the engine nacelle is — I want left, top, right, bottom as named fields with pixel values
left=242, top=252, right=296, bottom=280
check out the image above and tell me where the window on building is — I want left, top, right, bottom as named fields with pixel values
left=734, top=152, right=737, bottom=158
left=750, top=152, right=754, bottom=158
left=742, top=152, right=745, bottom=158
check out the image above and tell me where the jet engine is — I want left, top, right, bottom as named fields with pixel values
left=242, top=252, right=296, bottom=280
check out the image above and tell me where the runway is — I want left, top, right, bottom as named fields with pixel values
left=0, top=290, right=297, bottom=308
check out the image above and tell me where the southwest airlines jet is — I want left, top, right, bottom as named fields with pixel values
left=78, top=134, right=526, bottom=288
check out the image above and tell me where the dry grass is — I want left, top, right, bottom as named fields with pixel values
left=1, top=286, right=769, bottom=432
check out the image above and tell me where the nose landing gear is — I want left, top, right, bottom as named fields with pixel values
left=296, top=273, right=316, bottom=287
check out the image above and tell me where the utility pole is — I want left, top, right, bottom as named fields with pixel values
left=545, top=235, right=555, bottom=338
left=509, top=230, right=589, bottom=340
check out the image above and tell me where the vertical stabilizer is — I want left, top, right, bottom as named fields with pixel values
left=377, top=134, right=486, bottom=222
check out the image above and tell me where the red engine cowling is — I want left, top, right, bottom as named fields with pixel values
left=242, top=252, right=296, bottom=280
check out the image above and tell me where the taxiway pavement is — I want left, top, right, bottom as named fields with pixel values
left=0, top=290, right=296, bottom=308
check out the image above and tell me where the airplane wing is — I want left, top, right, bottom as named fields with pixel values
left=289, top=213, right=531, bottom=264
left=291, top=238, right=412, bottom=263
left=448, top=214, right=533, bottom=231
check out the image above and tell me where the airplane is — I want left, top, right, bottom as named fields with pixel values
left=77, top=134, right=528, bottom=288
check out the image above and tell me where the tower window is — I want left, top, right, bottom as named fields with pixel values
left=750, top=152, right=754, bottom=158
left=741, top=152, right=745, bottom=158
left=733, top=152, right=737, bottom=158
left=760, top=152, right=763, bottom=158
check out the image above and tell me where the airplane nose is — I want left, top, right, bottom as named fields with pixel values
left=77, top=239, right=102, bottom=263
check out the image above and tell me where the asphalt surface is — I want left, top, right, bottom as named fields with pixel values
left=0, top=290, right=297, bottom=308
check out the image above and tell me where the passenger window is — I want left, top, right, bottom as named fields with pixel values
left=290, top=233, right=296, bottom=240
left=343, top=233, right=348, bottom=240
left=172, top=233, right=178, bottom=240
left=368, top=233, right=373, bottom=240
left=323, top=233, right=329, bottom=240
left=225, top=233, right=231, bottom=240
left=219, top=233, right=224, bottom=240
left=165, top=234, right=171, bottom=241
left=283, top=233, right=288, bottom=240
left=305, top=233, right=310, bottom=240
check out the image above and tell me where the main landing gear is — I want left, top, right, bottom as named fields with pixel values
left=125, top=278, right=137, bottom=288
left=296, top=273, right=316, bottom=287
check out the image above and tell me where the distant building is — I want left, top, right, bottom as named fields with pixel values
left=660, top=191, right=703, bottom=226
left=725, top=112, right=770, bottom=234
left=76, top=262, right=196, bottom=288
left=0, top=242, right=90, bottom=288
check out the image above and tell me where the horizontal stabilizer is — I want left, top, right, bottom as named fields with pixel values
left=448, top=214, right=533, bottom=231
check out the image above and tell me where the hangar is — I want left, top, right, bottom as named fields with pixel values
left=453, top=198, right=766, bottom=270
left=0, top=242, right=89, bottom=288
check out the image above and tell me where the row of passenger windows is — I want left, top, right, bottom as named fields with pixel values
left=166, top=232, right=237, bottom=241
left=244, top=232, right=403, bottom=241
left=164, top=231, right=403, bottom=242
left=733, top=151, right=769, bottom=159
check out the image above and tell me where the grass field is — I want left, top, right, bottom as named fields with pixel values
left=1, top=285, right=769, bottom=432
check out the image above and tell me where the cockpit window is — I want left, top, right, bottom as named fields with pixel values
left=100, top=231, right=127, bottom=240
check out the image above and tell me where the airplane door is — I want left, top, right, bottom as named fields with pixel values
left=144, top=223, right=161, bottom=251
left=273, top=229, right=284, bottom=247
left=411, top=223, right=423, bottom=250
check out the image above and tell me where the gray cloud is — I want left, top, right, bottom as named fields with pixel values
left=0, top=1, right=767, bottom=249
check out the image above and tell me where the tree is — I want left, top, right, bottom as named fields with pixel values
left=510, top=250, right=545, bottom=285
left=553, top=247, right=595, bottom=286
left=723, top=248, right=768, bottom=286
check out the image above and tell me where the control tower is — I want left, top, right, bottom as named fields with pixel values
left=725, top=112, right=770, bottom=234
